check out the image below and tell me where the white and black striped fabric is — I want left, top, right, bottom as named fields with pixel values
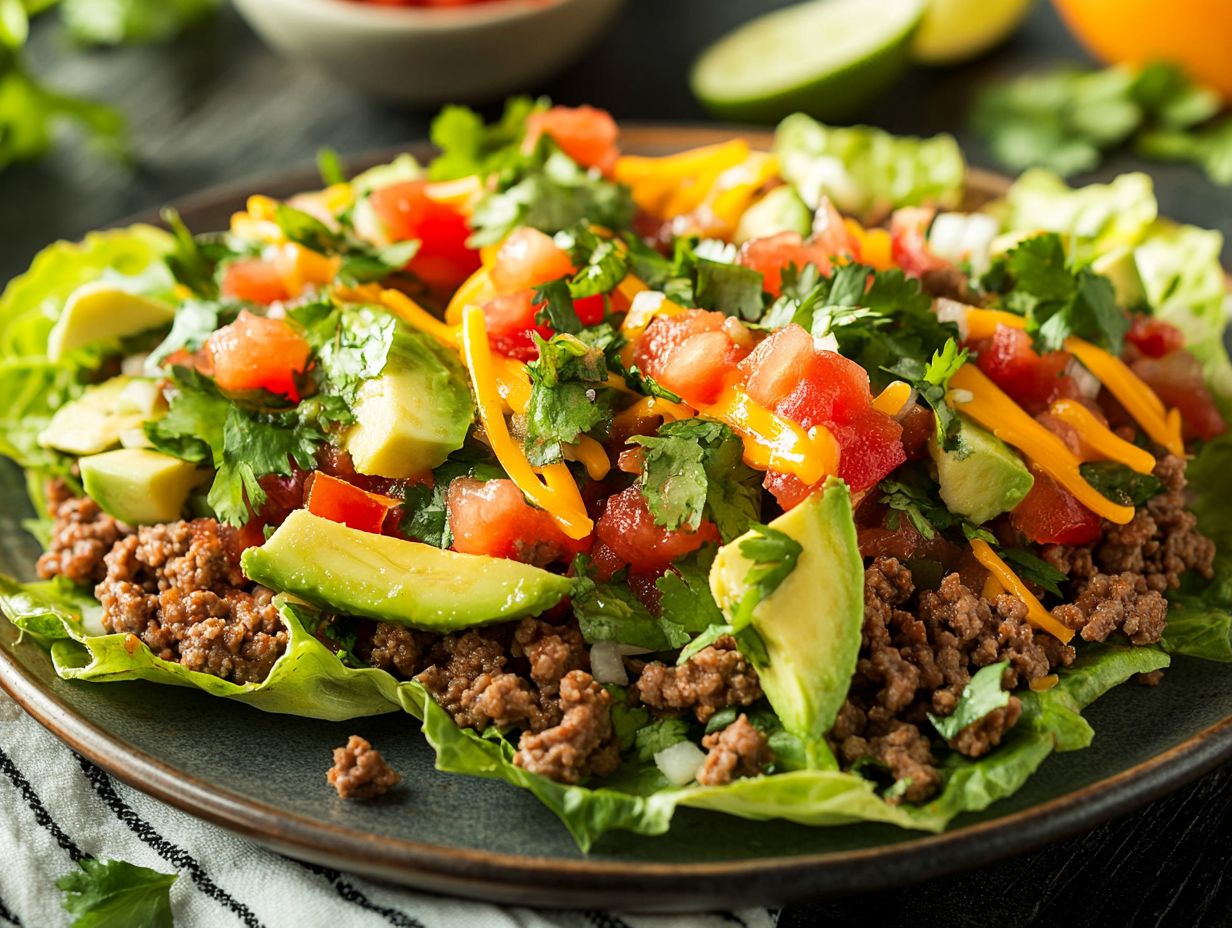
left=0, top=690, right=779, bottom=928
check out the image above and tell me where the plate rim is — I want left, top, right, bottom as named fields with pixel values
left=3, top=124, right=1231, bottom=909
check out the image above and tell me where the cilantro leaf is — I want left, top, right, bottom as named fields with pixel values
left=57, top=856, right=176, bottom=928
left=729, top=524, right=802, bottom=631
left=570, top=556, right=690, bottom=651
left=656, top=548, right=724, bottom=634
left=532, top=279, right=583, bottom=334
left=316, top=146, right=346, bottom=186
left=160, top=207, right=233, bottom=299
left=427, top=96, right=543, bottom=181
left=629, top=418, right=760, bottom=541
left=310, top=305, right=398, bottom=404
left=634, top=718, right=691, bottom=762
left=999, top=547, right=1068, bottom=598
left=146, top=299, right=233, bottom=371
left=553, top=224, right=630, bottom=299
left=694, top=258, right=764, bottom=320
left=885, top=337, right=968, bottom=452
left=928, top=660, right=1012, bottom=741
left=523, top=333, right=614, bottom=466
left=399, top=447, right=505, bottom=549
left=606, top=685, right=650, bottom=751
left=877, top=463, right=960, bottom=539
left=1079, top=460, right=1165, bottom=507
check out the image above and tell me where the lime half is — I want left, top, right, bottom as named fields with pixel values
left=912, top=0, right=1033, bottom=65
left=691, top=0, right=927, bottom=124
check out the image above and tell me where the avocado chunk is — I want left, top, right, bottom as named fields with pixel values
left=79, top=448, right=205, bottom=524
left=929, top=418, right=1034, bottom=525
left=708, top=477, right=862, bottom=741
left=344, top=327, right=473, bottom=479
left=38, top=376, right=166, bottom=456
left=47, top=281, right=175, bottom=362
left=734, top=185, right=813, bottom=245
left=1092, top=245, right=1145, bottom=308
left=242, top=509, right=572, bottom=630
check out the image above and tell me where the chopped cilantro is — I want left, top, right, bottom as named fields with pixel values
left=656, top=548, right=725, bottom=633
left=427, top=96, right=544, bottom=181
left=523, top=332, right=614, bottom=466
left=161, top=207, right=233, bottom=299
left=885, top=337, right=968, bottom=452
left=928, top=660, right=1011, bottom=741
left=400, top=447, right=505, bottom=549
left=269, top=203, right=419, bottom=286
left=57, top=856, right=177, bottom=928
left=999, top=547, right=1068, bottom=598
left=553, top=223, right=630, bottom=299
left=877, top=463, right=960, bottom=539
left=532, top=279, right=583, bottom=334
left=634, top=718, right=692, bottom=762
left=1079, top=460, right=1165, bottom=507
left=570, top=556, right=690, bottom=652
left=629, top=418, right=761, bottom=541
left=694, top=257, right=764, bottom=320
left=729, top=524, right=802, bottom=631
left=606, top=685, right=651, bottom=751
left=146, top=299, right=233, bottom=371
left=316, top=146, right=346, bottom=186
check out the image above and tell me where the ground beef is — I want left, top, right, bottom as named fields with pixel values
left=327, top=735, right=400, bottom=800
left=1136, top=670, right=1165, bottom=686
left=832, top=559, right=1072, bottom=803
left=94, top=519, right=287, bottom=684
left=363, top=622, right=434, bottom=677
left=513, top=670, right=620, bottom=785
left=947, top=696, right=1022, bottom=758
left=696, top=714, right=772, bottom=786
left=414, top=629, right=548, bottom=731
left=511, top=617, right=587, bottom=698
left=36, top=480, right=129, bottom=587
left=1051, top=572, right=1169, bottom=644
left=635, top=635, right=762, bottom=723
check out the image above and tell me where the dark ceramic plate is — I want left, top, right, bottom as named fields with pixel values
left=2, top=128, right=1231, bottom=911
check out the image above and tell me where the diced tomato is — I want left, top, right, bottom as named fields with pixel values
left=447, top=477, right=590, bottom=566
left=588, top=540, right=627, bottom=581
left=595, top=486, right=719, bottom=574
left=305, top=472, right=399, bottom=535
left=1010, top=467, right=1102, bottom=545
left=573, top=293, right=608, bottom=326
left=774, top=349, right=875, bottom=429
left=490, top=227, right=574, bottom=294
left=1126, top=316, right=1185, bottom=359
left=633, top=309, right=751, bottom=406
left=740, top=323, right=814, bottom=407
left=832, top=408, right=908, bottom=492
left=738, top=232, right=836, bottom=297
left=368, top=179, right=481, bottom=290
left=481, top=290, right=550, bottom=360
left=205, top=310, right=310, bottom=401
left=974, top=324, right=1081, bottom=414
left=524, top=105, right=620, bottom=176
left=898, top=402, right=934, bottom=460
left=1131, top=349, right=1227, bottom=441
left=889, top=206, right=948, bottom=277
left=220, top=259, right=291, bottom=305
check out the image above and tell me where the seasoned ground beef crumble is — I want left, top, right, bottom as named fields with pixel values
left=635, top=635, right=763, bottom=723
left=328, top=735, right=400, bottom=800
left=697, top=713, right=772, bottom=786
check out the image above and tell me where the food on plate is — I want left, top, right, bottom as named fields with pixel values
left=3, top=98, right=1231, bottom=850
left=328, top=735, right=401, bottom=800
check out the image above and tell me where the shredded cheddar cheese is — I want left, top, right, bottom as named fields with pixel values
left=962, top=308, right=1184, bottom=456
left=700, top=385, right=839, bottom=486
left=1048, top=399, right=1156, bottom=474
left=459, top=307, right=592, bottom=540
left=615, top=140, right=750, bottom=216
left=611, top=395, right=695, bottom=432
left=872, top=381, right=913, bottom=416
left=949, top=365, right=1134, bottom=524
left=1029, top=674, right=1060, bottom=692
left=447, top=267, right=498, bottom=325
left=969, top=539, right=1075, bottom=644
left=376, top=289, right=459, bottom=348
left=565, top=437, right=611, bottom=481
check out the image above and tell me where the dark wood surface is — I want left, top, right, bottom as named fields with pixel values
left=2, top=1, right=1230, bottom=923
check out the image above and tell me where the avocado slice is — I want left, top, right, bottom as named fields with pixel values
left=241, top=509, right=573, bottom=630
left=38, top=376, right=166, bottom=456
left=929, top=418, right=1034, bottom=525
left=734, top=185, right=813, bottom=245
left=344, top=327, right=474, bottom=479
left=709, top=477, right=862, bottom=741
left=80, top=448, right=206, bottom=524
left=47, top=281, right=175, bottom=362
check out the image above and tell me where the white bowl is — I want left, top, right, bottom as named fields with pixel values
left=232, top=0, right=624, bottom=104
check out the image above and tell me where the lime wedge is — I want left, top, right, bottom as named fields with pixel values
left=912, top=0, right=1032, bottom=65
left=690, top=0, right=927, bottom=124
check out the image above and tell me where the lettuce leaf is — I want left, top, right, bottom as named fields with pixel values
left=774, top=114, right=965, bottom=222
left=0, top=576, right=402, bottom=720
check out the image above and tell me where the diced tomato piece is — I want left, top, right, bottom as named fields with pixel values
left=738, top=232, right=835, bottom=297
left=305, top=472, right=399, bottom=535
left=595, top=486, right=719, bottom=574
left=740, top=323, right=814, bottom=408
left=633, top=309, right=751, bottom=406
left=490, top=228, right=574, bottom=294
left=889, top=206, right=948, bottom=277
left=832, top=408, right=907, bottom=492
left=588, top=540, right=627, bottom=581
left=1126, top=316, right=1185, bottom=359
left=481, top=290, right=550, bottom=360
left=1010, top=467, right=1102, bottom=545
left=368, top=180, right=481, bottom=290
left=775, top=349, right=874, bottom=429
left=205, top=310, right=310, bottom=400
left=573, top=293, right=608, bottom=326
left=524, top=105, right=620, bottom=175
left=447, top=478, right=590, bottom=566
left=974, top=324, right=1081, bottom=414
left=1131, top=350, right=1227, bottom=441
left=221, top=259, right=290, bottom=305
left=898, top=402, right=934, bottom=460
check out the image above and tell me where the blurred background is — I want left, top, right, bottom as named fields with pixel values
left=2, top=0, right=1231, bottom=288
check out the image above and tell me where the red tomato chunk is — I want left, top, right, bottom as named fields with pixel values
left=205, top=310, right=310, bottom=401
left=447, top=477, right=590, bottom=566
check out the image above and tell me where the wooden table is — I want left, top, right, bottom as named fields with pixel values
left=2, top=2, right=1230, bottom=923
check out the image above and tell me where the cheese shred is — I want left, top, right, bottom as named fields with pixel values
left=969, top=539, right=1075, bottom=644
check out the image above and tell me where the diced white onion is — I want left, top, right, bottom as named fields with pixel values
left=813, top=332, right=839, bottom=353
left=80, top=604, right=108, bottom=637
left=928, top=212, right=998, bottom=275
left=120, top=353, right=149, bottom=377
left=950, top=388, right=974, bottom=405
left=1065, top=357, right=1101, bottom=400
left=933, top=298, right=972, bottom=340
left=589, top=641, right=628, bottom=684
left=654, top=740, right=707, bottom=786
left=798, top=156, right=860, bottom=213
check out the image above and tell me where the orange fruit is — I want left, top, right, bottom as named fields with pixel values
left=1052, top=0, right=1232, bottom=98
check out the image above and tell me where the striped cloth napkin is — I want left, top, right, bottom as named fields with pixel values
left=0, top=688, right=780, bottom=928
